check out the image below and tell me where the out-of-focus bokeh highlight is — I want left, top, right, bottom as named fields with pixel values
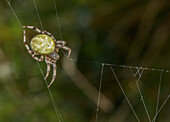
left=0, top=0, right=169, bottom=121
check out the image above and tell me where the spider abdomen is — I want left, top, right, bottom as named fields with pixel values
left=31, top=34, right=55, bottom=55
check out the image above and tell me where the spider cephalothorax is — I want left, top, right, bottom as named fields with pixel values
left=23, top=26, right=71, bottom=87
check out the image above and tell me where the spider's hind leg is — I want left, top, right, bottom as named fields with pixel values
left=48, top=64, right=57, bottom=88
left=45, top=63, right=50, bottom=80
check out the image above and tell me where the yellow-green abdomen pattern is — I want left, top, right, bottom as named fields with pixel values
left=31, top=34, right=55, bottom=55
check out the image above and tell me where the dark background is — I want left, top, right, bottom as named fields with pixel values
left=0, top=0, right=169, bottom=121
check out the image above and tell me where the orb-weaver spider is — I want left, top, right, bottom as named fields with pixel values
left=23, top=26, right=71, bottom=88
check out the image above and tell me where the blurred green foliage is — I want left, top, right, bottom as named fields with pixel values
left=0, top=0, right=170, bottom=122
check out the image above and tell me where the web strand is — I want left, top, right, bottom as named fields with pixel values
left=68, top=59, right=170, bottom=73
left=152, top=94, right=170, bottom=121
left=32, top=0, right=44, bottom=30
left=95, top=64, right=104, bottom=122
left=6, top=0, right=170, bottom=121
left=36, top=62, right=62, bottom=122
left=52, top=0, right=67, bottom=58
left=32, top=0, right=63, bottom=121
left=53, top=0, right=63, bottom=41
left=131, top=68, right=151, bottom=122
left=6, top=0, right=62, bottom=121
left=7, top=1, right=22, bottom=29
left=154, top=71, right=163, bottom=122
left=110, top=66, right=140, bottom=122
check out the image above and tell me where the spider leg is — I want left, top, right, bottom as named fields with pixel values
left=45, top=63, right=50, bottom=80
left=23, top=29, right=35, bottom=54
left=55, top=44, right=71, bottom=58
left=42, top=30, right=56, bottom=42
left=23, top=26, right=42, bottom=33
left=22, top=26, right=57, bottom=42
left=32, top=55, right=44, bottom=61
left=48, top=63, right=57, bottom=88
left=61, top=46, right=72, bottom=58
left=23, top=29, right=44, bottom=61
left=56, top=40, right=66, bottom=46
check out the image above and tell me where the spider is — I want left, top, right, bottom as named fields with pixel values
left=23, top=26, right=71, bottom=88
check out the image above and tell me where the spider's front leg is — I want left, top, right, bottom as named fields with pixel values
left=23, top=28, right=44, bottom=61
left=23, top=26, right=42, bottom=33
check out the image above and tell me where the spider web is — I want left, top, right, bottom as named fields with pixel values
left=5, top=0, right=170, bottom=122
